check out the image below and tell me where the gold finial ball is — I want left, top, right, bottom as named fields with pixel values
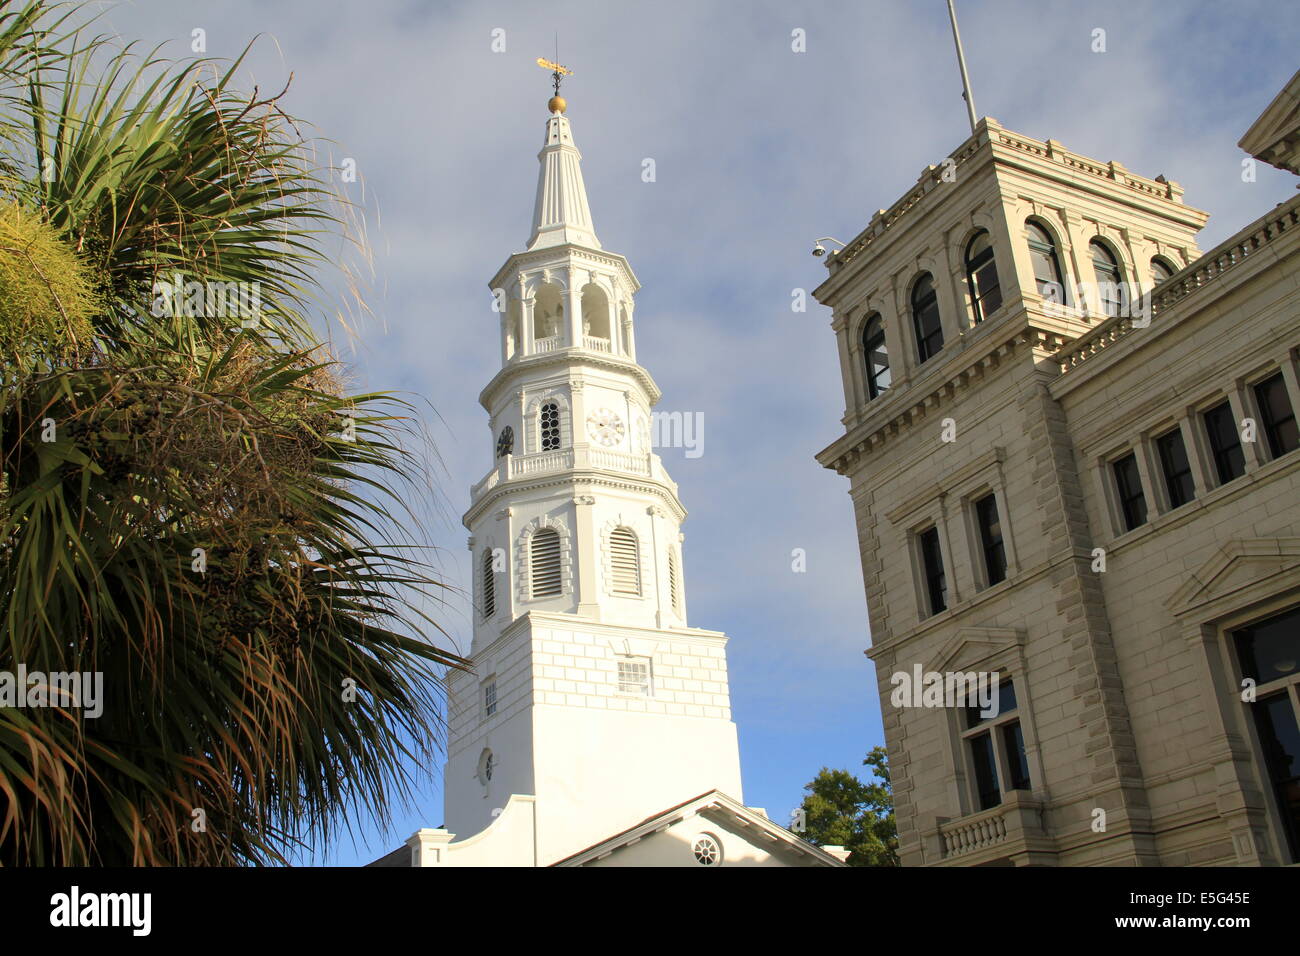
left=548, top=95, right=567, bottom=114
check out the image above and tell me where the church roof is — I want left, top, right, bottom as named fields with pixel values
left=550, top=789, right=849, bottom=867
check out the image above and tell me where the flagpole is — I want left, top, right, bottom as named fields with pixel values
left=947, top=0, right=978, bottom=134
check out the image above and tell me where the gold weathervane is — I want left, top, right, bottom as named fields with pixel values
left=537, top=56, right=573, bottom=114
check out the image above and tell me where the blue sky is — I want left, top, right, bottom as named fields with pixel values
left=93, top=0, right=1300, bottom=865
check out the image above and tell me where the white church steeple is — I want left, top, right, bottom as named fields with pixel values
left=527, top=106, right=601, bottom=251
left=440, top=89, right=744, bottom=867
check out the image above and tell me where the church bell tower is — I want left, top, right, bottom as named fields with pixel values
left=442, top=83, right=743, bottom=865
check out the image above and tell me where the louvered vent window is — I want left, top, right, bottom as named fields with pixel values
left=481, top=549, right=496, bottom=618
left=530, top=528, right=562, bottom=597
left=667, top=548, right=680, bottom=613
left=609, top=528, right=641, bottom=595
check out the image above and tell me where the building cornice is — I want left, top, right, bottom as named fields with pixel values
left=479, top=348, right=662, bottom=410
left=815, top=312, right=1072, bottom=476
left=813, top=117, right=1206, bottom=307
left=489, top=243, right=640, bottom=297
left=1051, top=192, right=1300, bottom=394
left=462, top=469, right=687, bottom=528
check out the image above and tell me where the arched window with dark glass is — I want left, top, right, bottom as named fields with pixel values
left=1025, top=220, right=1065, bottom=305
left=1090, top=240, right=1127, bottom=317
left=910, top=273, right=944, bottom=364
left=539, top=401, right=561, bottom=451
left=861, top=313, right=890, bottom=399
left=1150, top=256, right=1176, bottom=286
left=964, top=231, right=1002, bottom=323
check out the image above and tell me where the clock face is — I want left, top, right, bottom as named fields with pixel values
left=495, top=426, right=514, bottom=458
left=586, top=408, right=625, bottom=448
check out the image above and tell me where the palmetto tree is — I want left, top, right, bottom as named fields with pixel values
left=0, top=0, right=464, bottom=865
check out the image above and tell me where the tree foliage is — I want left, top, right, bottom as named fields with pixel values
left=798, top=746, right=899, bottom=866
left=0, top=0, right=464, bottom=865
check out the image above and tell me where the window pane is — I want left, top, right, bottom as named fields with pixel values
left=1003, top=721, right=1031, bottom=791
left=1203, top=402, right=1245, bottom=484
left=1026, top=222, right=1064, bottom=303
left=863, top=315, right=891, bottom=399
left=1255, top=373, right=1299, bottom=459
left=1090, top=241, right=1126, bottom=317
left=965, top=679, right=1018, bottom=728
left=1250, top=692, right=1300, bottom=863
left=540, top=402, right=561, bottom=451
left=966, top=232, right=1002, bottom=322
left=1112, top=453, right=1147, bottom=530
left=911, top=274, right=944, bottom=363
left=975, top=493, right=1007, bottom=586
left=969, top=732, right=1002, bottom=811
left=1150, top=257, right=1175, bottom=285
left=919, top=527, right=947, bottom=615
left=1156, top=428, right=1195, bottom=508
left=617, top=656, right=652, bottom=696
left=1233, top=605, right=1300, bottom=685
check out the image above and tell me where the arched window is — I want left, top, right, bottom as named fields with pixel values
left=667, top=547, right=681, bottom=614
left=1150, top=256, right=1176, bottom=286
left=533, top=283, right=563, bottom=344
left=580, top=282, right=611, bottom=345
left=861, top=313, right=890, bottom=399
left=530, top=528, right=562, bottom=597
left=539, top=401, right=561, bottom=451
left=910, top=273, right=944, bottom=364
left=1025, top=220, right=1066, bottom=305
left=965, top=231, right=1003, bottom=323
left=1089, top=240, right=1126, bottom=317
left=609, top=527, right=641, bottom=596
left=481, top=549, right=496, bottom=618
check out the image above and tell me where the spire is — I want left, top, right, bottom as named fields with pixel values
left=527, top=105, right=601, bottom=251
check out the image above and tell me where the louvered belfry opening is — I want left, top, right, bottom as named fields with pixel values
left=609, top=527, right=641, bottom=595
left=667, top=548, right=679, bottom=612
left=482, top=549, right=496, bottom=617
left=530, top=527, right=562, bottom=597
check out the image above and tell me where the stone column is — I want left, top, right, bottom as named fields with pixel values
left=520, top=294, right=536, bottom=355
left=565, top=270, right=584, bottom=348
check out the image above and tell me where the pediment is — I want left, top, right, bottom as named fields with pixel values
left=1166, top=538, right=1300, bottom=618
left=929, top=627, right=1024, bottom=672
left=1239, top=69, right=1300, bottom=174
left=552, top=790, right=847, bottom=867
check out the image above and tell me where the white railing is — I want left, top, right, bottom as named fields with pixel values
left=513, top=448, right=573, bottom=476
left=939, top=807, right=1009, bottom=859
left=583, top=335, right=612, bottom=352
left=1057, top=193, right=1300, bottom=374
left=589, top=448, right=651, bottom=475
left=533, top=335, right=560, bottom=353
left=470, top=447, right=657, bottom=499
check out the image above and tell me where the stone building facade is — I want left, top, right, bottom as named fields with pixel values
left=813, top=71, right=1300, bottom=866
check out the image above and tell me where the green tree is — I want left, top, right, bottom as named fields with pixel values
left=798, top=746, right=899, bottom=866
left=0, top=0, right=464, bottom=865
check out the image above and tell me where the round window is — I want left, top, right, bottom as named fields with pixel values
left=476, top=749, right=495, bottom=787
left=692, top=834, right=721, bottom=866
